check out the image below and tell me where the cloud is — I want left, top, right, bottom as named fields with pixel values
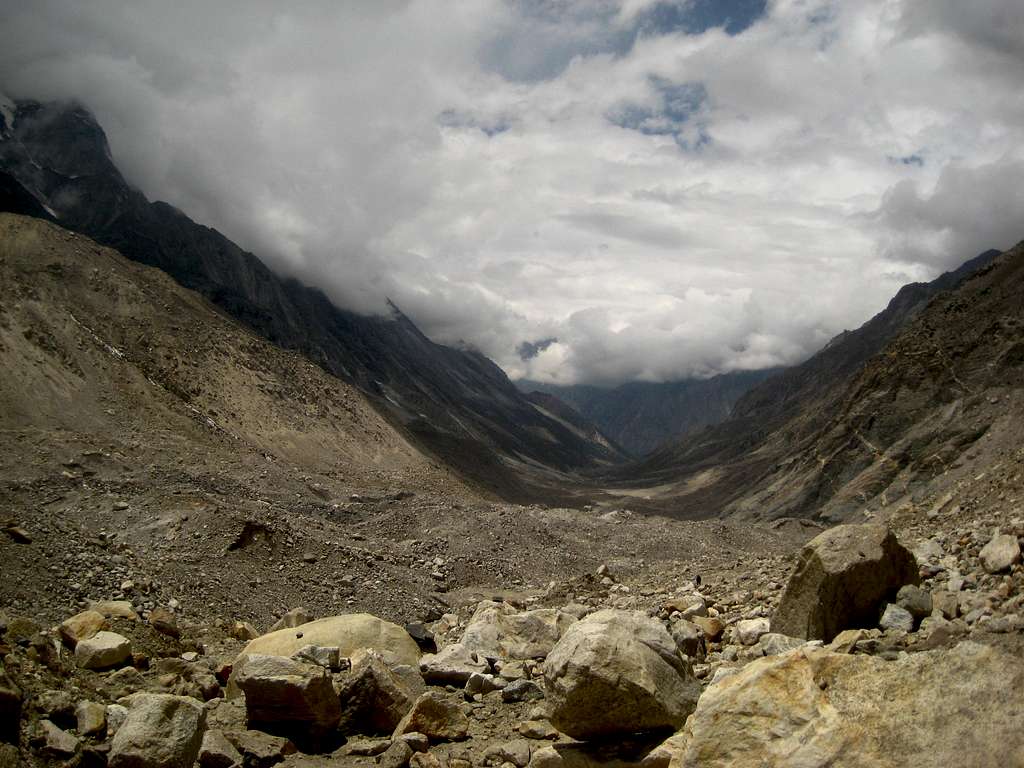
left=1, top=0, right=1022, bottom=386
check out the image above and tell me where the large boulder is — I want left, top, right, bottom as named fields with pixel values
left=58, top=610, right=107, bottom=648
left=419, top=643, right=488, bottom=685
left=75, top=631, right=132, bottom=670
left=772, top=524, right=918, bottom=641
left=239, top=614, right=419, bottom=667
left=543, top=609, right=700, bottom=740
left=108, top=694, right=206, bottom=768
left=460, top=602, right=577, bottom=660
left=337, top=650, right=423, bottom=734
left=669, top=642, right=1024, bottom=767
left=392, top=692, right=469, bottom=743
left=233, top=654, right=340, bottom=750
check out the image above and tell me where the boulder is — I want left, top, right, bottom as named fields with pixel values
left=148, top=609, right=180, bottom=639
left=223, top=729, right=296, bottom=767
left=752, top=633, right=805, bottom=657
left=233, top=654, right=340, bottom=750
left=337, top=650, right=422, bottom=734
left=543, top=609, right=700, bottom=740
left=895, top=584, right=932, bottom=622
left=75, top=631, right=132, bottom=670
left=419, top=643, right=488, bottom=685
left=878, top=603, right=914, bottom=633
left=267, top=608, right=311, bottom=633
left=772, top=525, right=918, bottom=641
left=239, top=614, right=419, bottom=667
left=37, top=720, right=79, bottom=757
left=198, top=729, right=242, bottom=768
left=108, top=694, right=206, bottom=768
left=733, top=618, right=769, bottom=646
left=230, top=622, right=259, bottom=642
left=460, top=602, right=577, bottom=660
left=502, top=680, right=545, bottom=703
left=979, top=533, right=1021, bottom=574
left=670, top=620, right=704, bottom=659
left=88, top=601, right=139, bottom=621
left=0, top=662, right=21, bottom=745
left=392, top=692, right=469, bottom=742
left=691, top=616, right=723, bottom=641
left=58, top=610, right=107, bottom=648
left=669, top=642, right=1024, bottom=767
left=76, top=700, right=107, bottom=736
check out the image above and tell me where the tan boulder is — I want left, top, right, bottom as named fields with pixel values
left=58, top=610, right=107, bottom=648
left=772, top=524, right=918, bottom=641
left=543, top=609, right=700, bottom=740
left=392, top=692, right=469, bottom=743
left=88, top=601, right=139, bottom=621
left=670, top=641, right=1024, bottom=767
left=460, top=602, right=577, bottom=660
left=239, top=614, right=419, bottom=667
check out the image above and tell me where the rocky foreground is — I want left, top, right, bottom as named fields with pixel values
left=2, top=509, right=1023, bottom=768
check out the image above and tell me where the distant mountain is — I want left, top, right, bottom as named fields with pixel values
left=604, top=245, right=1006, bottom=520
left=517, top=369, right=778, bottom=456
left=0, top=98, right=628, bottom=502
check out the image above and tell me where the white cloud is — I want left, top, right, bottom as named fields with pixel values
left=1, top=0, right=1022, bottom=385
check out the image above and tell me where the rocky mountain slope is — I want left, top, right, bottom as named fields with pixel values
left=606, top=245, right=1011, bottom=520
left=0, top=98, right=627, bottom=503
left=518, top=370, right=777, bottom=457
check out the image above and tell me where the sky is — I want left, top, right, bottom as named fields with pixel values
left=2, top=0, right=1023, bottom=386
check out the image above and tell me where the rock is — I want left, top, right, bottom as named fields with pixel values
left=230, top=621, right=259, bottom=642
left=979, top=533, right=1021, bottom=573
left=76, top=700, right=107, bottom=736
left=75, top=631, right=132, bottom=670
left=378, top=739, right=414, bottom=768
left=734, top=618, right=770, bottom=646
left=528, top=746, right=562, bottom=768
left=392, top=692, right=469, bottom=742
left=398, top=732, right=430, bottom=752
left=240, top=614, right=419, bottom=667
left=223, top=730, right=296, bottom=768
left=346, top=738, right=392, bottom=756
left=670, top=620, right=704, bottom=659
left=543, top=609, right=700, bottom=740
left=466, top=672, right=502, bottom=696
left=0, top=744, right=20, bottom=768
left=409, top=752, right=443, bottom=768
left=149, top=609, right=180, bottom=639
left=88, top=601, right=139, bottom=621
left=691, top=616, right=723, bottom=641
left=485, top=739, right=532, bottom=768
left=106, top=704, right=129, bottom=738
left=419, top=643, right=488, bottom=685
left=38, top=720, right=79, bottom=757
left=108, top=693, right=206, bottom=768
left=267, top=608, right=311, bottom=633
left=752, top=633, right=805, bottom=657
left=878, top=603, right=914, bottom=633
left=337, top=650, right=421, bottom=734
left=931, top=590, right=959, bottom=619
left=895, top=584, right=932, bottom=621
left=2, top=526, right=31, bottom=544
left=771, top=524, right=918, bottom=641
left=460, top=602, right=577, bottom=660
left=404, top=622, right=437, bottom=653
left=519, top=720, right=558, bottom=740
left=234, top=654, right=340, bottom=749
left=670, top=642, right=1024, bottom=767
left=58, top=610, right=107, bottom=648
left=643, top=733, right=689, bottom=768
left=501, top=680, right=545, bottom=703
left=0, top=663, right=21, bottom=745
left=198, top=729, right=242, bottom=768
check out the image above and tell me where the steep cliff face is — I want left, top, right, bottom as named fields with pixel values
left=605, top=246, right=1010, bottom=521
left=0, top=98, right=628, bottom=502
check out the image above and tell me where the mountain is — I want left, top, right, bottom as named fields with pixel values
left=0, top=211, right=468, bottom=502
left=605, top=245, right=1008, bottom=519
left=0, top=97, right=628, bottom=502
left=518, top=369, right=779, bottom=456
